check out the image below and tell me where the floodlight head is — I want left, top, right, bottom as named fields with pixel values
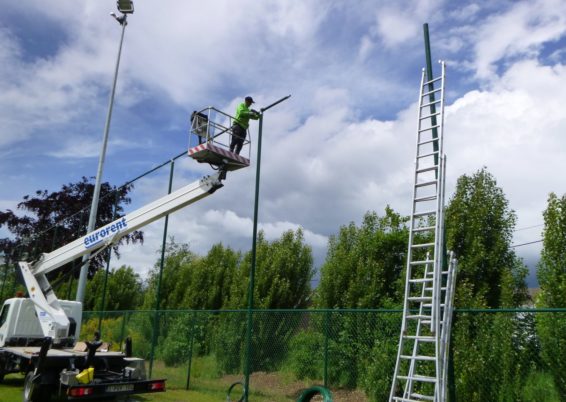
left=117, top=0, right=134, bottom=14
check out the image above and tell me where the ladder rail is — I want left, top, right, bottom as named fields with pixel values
left=390, top=61, right=450, bottom=402
left=389, top=67, right=428, bottom=402
left=403, top=257, right=432, bottom=399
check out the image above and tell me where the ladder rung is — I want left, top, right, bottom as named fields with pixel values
left=412, top=226, right=435, bottom=232
left=415, top=180, right=437, bottom=188
left=423, top=76, right=443, bottom=86
left=392, top=397, right=422, bottom=402
left=398, top=374, right=438, bottom=383
left=406, top=314, right=432, bottom=320
left=418, top=125, right=441, bottom=133
left=424, top=303, right=446, bottom=308
left=417, top=151, right=439, bottom=159
left=408, top=296, right=432, bottom=302
left=421, top=87, right=442, bottom=97
left=400, top=354, right=436, bottom=361
left=411, top=242, right=435, bottom=248
left=415, top=166, right=438, bottom=174
left=410, top=260, right=434, bottom=266
left=392, top=397, right=423, bottom=402
left=410, top=392, right=435, bottom=401
left=421, top=99, right=441, bottom=108
left=419, top=112, right=441, bottom=120
left=403, top=335, right=436, bottom=342
left=409, top=278, right=433, bottom=284
left=414, top=195, right=437, bottom=202
left=413, top=210, right=435, bottom=218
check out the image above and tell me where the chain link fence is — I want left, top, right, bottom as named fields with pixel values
left=80, top=308, right=566, bottom=401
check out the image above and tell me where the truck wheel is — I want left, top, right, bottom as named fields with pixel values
left=23, top=371, right=48, bottom=402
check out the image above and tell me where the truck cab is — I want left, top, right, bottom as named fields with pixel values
left=0, top=298, right=82, bottom=348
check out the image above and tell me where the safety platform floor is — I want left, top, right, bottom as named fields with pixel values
left=188, top=142, right=250, bottom=171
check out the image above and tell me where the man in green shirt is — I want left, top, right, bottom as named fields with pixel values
left=230, top=96, right=260, bottom=155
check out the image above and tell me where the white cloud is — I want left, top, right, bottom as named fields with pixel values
left=473, top=0, right=566, bottom=79
left=2, top=0, right=566, bottom=287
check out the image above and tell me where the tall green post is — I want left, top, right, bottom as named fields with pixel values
left=149, top=159, right=175, bottom=377
left=423, top=23, right=439, bottom=170
left=243, top=113, right=264, bottom=402
left=243, top=95, right=291, bottom=402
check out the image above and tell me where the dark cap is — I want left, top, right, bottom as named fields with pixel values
left=245, top=96, right=255, bottom=104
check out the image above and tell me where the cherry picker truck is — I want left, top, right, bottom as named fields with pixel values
left=0, top=103, right=255, bottom=401
left=0, top=172, right=225, bottom=401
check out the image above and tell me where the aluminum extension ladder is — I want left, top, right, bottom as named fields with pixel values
left=389, top=61, right=458, bottom=402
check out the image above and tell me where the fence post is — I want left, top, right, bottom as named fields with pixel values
left=119, top=311, right=128, bottom=351
left=185, top=311, right=197, bottom=390
left=149, top=160, right=175, bottom=377
left=324, top=310, right=330, bottom=388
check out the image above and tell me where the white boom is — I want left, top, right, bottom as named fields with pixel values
left=18, top=173, right=223, bottom=343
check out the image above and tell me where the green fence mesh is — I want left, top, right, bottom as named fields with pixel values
left=80, top=309, right=565, bottom=402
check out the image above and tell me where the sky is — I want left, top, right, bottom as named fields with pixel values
left=1, top=0, right=566, bottom=288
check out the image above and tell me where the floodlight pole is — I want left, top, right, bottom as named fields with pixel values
left=76, top=12, right=129, bottom=303
left=243, top=95, right=291, bottom=402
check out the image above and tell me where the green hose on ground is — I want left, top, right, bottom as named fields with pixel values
left=296, top=385, right=333, bottom=402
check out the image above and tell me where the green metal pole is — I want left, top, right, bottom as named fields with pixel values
left=243, top=95, right=291, bottom=402
left=119, top=311, right=128, bottom=351
left=423, top=23, right=439, bottom=171
left=185, top=311, right=197, bottom=390
left=323, top=310, right=330, bottom=388
left=98, top=192, right=120, bottom=334
left=244, top=114, right=264, bottom=402
left=149, top=159, right=175, bottom=377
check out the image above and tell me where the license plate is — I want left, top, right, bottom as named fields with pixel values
left=106, top=384, right=134, bottom=393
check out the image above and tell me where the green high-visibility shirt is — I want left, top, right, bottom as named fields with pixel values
left=234, top=103, right=258, bottom=129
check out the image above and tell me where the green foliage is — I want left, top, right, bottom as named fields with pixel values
left=84, top=265, right=143, bottom=311
left=520, top=371, right=561, bottom=402
left=80, top=316, right=127, bottom=348
left=445, top=168, right=527, bottom=308
left=315, top=207, right=408, bottom=309
left=215, top=230, right=314, bottom=373
left=286, top=330, right=326, bottom=380
left=0, top=177, right=142, bottom=280
left=143, top=240, right=240, bottom=311
left=142, top=240, right=199, bottom=310
left=227, top=229, right=314, bottom=309
left=537, top=192, right=566, bottom=307
left=536, top=193, right=566, bottom=396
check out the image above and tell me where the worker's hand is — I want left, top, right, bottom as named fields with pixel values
left=251, top=109, right=260, bottom=115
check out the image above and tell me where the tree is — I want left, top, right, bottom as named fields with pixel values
left=445, top=168, right=532, bottom=401
left=0, top=177, right=143, bottom=282
left=215, top=229, right=315, bottom=373
left=537, top=192, right=566, bottom=307
left=536, top=192, right=566, bottom=395
left=227, top=229, right=314, bottom=309
left=84, top=265, right=143, bottom=311
left=315, top=207, right=408, bottom=309
left=182, top=243, right=240, bottom=310
left=142, top=240, right=198, bottom=311
left=444, top=168, right=527, bottom=308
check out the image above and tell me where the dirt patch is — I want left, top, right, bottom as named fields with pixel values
left=221, top=372, right=369, bottom=402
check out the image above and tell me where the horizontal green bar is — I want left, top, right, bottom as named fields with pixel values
left=84, top=307, right=566, bottom=315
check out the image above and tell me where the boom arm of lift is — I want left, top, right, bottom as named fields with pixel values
left=18, top=173, right=223, bottom=343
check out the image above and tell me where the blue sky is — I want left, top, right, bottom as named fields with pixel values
left=2, top=0, right=566, bottom=287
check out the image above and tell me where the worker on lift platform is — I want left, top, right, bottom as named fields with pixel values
left=230, top=96, right=260, bottom=155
